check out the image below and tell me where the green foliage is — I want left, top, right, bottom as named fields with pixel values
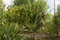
left=54, top=5, right=60, bottom=33
left=0, top=0, right=55, bottom=40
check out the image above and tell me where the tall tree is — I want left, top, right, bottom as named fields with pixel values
left=54, top=5, right=60, bottom=35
